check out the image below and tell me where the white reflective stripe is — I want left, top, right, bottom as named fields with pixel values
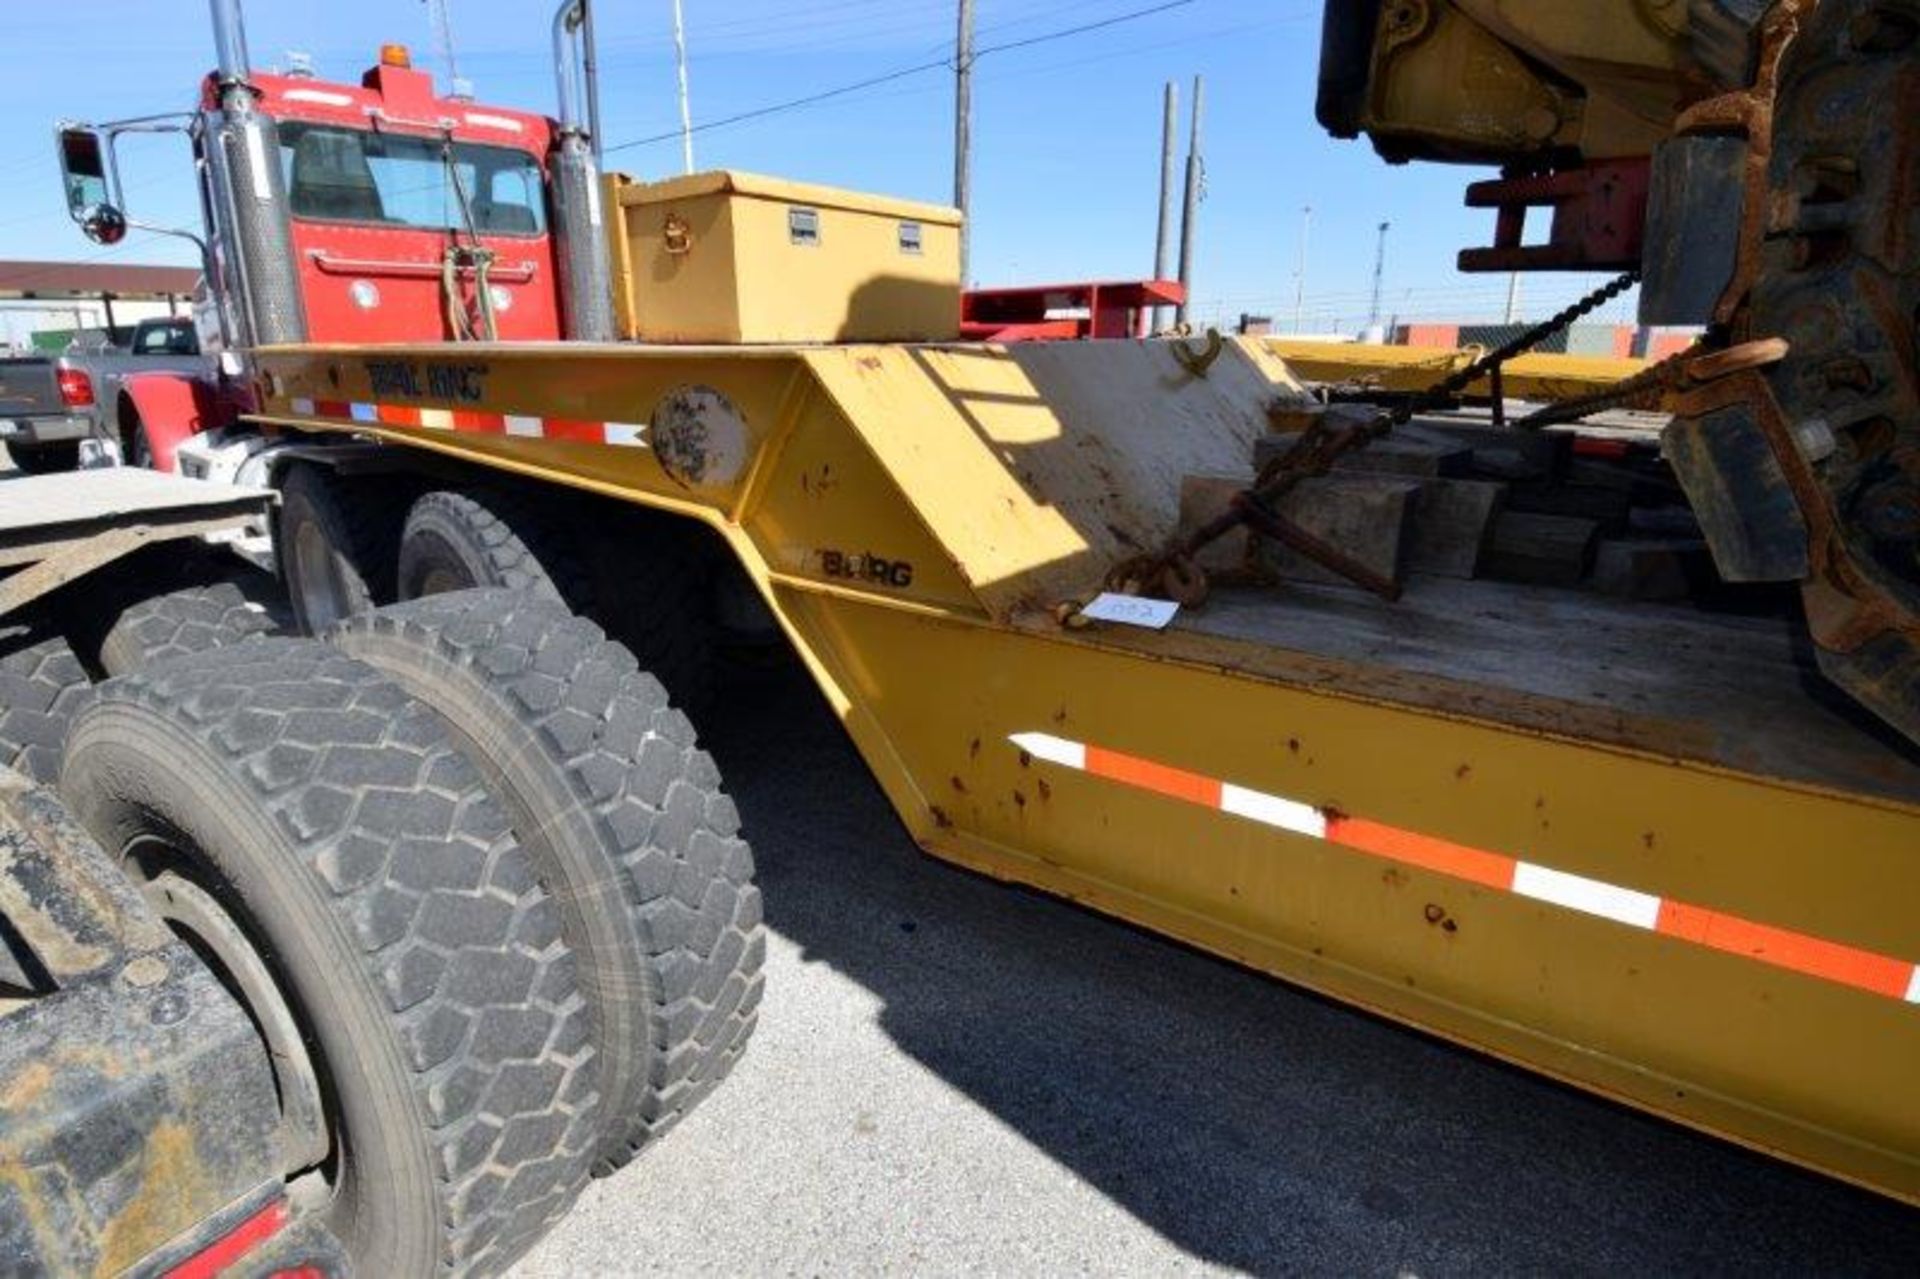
left=290, top=397, right=315, bottom=415
left=465, top=112, right=525, bottom=132
left=1907, top=967, right=1920, bottom=1004
left=284, top=89, right=354, bottom=106
left=348, top=402, right=378, bottom=423
left=1220, top=784, right=1326, bottom=839
left=1009, top=732, right=1085, bottom=771
left=418, top=408, right=453, bottom=430
left=603, top=421, right=648, bottom=448
left=1512, top=862, right=1662, bottom=930
left=504, top=415, right=543, bottom=438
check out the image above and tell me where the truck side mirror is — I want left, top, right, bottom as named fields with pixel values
left=55, top=126, right=125, bottom=243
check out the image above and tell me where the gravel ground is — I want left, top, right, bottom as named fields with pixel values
left=517, top=658, right=1920, bottom=1277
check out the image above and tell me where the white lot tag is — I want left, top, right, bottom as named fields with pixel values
left=1078, top=592, right=1180, bottom=630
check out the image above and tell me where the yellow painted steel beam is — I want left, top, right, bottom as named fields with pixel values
left=1263, top=338, right=1651, bottom=402
left=247, top=335, right=1920, bottom=1203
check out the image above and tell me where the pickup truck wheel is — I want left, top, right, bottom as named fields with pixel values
left=6, top=440, right=79, bottom=475
left=97, top=581, right=278, bottom=677
left=57, top=639, right=601, bottom=1275
left=278, top=462, right=405, bottom=635
left=0, top=626, right=89, bottom=783
left=328, top=589, right=764, bottom=1175
left=397, top=487, right=594, bottom=611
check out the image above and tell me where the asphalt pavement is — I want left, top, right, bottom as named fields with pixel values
left=517, top=656, right=1920, bottom=1277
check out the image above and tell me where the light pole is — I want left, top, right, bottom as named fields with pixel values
left=672, top=0, right=695, bottom=175
left=954, top=0, right=976, bottom=285
left=1368, top=220, right=1391, bottom=332
left=1291, top=204, right=1311, bottom=334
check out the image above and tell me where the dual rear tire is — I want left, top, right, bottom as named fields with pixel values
left=54, top=593, right=765, bottom=1272
left=276, top=466, right=723, bottom=708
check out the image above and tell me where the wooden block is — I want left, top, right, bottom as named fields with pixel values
left=1254, top=421, right=1472, bottom=481
left=1408, top=479, right=1506, bottom=579
left=1177, top=474, right=1254, bottom=575
left=1502, top=482, right=1632, bottom=534
left=1483, top=511, right=1600, bottom=586
left=1257, top=475, right=1421, bottom=589
left=1591, top=538, right=1712, bottom=602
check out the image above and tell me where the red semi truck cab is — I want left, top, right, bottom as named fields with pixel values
left=227, top=49, right=565, bottom=343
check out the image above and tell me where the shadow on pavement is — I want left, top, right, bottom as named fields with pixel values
left=699, top=656, right=1920, bottom=1276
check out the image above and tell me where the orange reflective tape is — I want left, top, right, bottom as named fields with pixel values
left=375, top=403, right=421, bottom=426
left=1656, top=900, right=1913, bottom=999
left=451, top=409, right=506, bottom=433
left=1084, top=746, right=1223, bottom=808
left=1325, top=815, right=1516, bottom=890
left=540, top=417, right=606, bottom=443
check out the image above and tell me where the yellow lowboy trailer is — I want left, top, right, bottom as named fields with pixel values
left=250, top=332, right=1920, bottom=1203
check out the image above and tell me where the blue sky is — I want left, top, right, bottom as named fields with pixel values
left=0, top=0, right=1632, bottom=332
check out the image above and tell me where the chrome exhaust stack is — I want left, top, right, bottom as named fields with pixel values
left=550, top=0, right=617, bottom=342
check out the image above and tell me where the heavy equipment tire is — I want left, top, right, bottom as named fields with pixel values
left=58, top=639, right=600, bottom=1275
left=6, top=440, right=79, bottom=475
left=0, top=625, right=89, bottom=783
left=328, top=589, right=764, bottom=1175
left=278, top=462, right=407, bottom=636
left=97, top=580, right=277, bottom=676
left=397, top=487, right=594, bottom=610
left=581, top=506, right=719, bottom=711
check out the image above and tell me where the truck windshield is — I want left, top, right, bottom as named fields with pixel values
left=278, top=122, right=547, bottom=237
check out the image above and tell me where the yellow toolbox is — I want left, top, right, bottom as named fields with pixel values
left=608, top=170, right=963, bottom=344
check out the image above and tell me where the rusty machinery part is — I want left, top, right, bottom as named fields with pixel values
left=1512, top=337, right=1794, bottom=431
left=1655, top=0, right=1920, bottom=746
left=1106, top=271, right=1640, bottom=605
left=0, top=771, right=298, bottom=1276
left=1170, top=328, right=1227, bottom=378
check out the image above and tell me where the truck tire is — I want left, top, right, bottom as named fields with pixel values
left=327, top=589, right=764, bottom=1174
left=57, top=639, right=600, bottom=1275
left=582, top=506, right=718, bottom=711
left=397, top=487, right=594, bottom=612
left=0, top=626, right=89, bottom=783
left=278, top=462, right=406, bottom=635
left=97, top=580, right=278, bottom=676
left=6, top=440, right=79, bottom=475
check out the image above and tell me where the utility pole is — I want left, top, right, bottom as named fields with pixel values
left=1368, top=220, right=1390, bottom=331
left=1504, top=271, right=1522, bottom=324
left=954, top=0, right=976, bottom=285
left=1291, top=204, right=1312, bottom=334
left=424, top=0, right=470, bottom=99
left=672, top=0, right=695, bottom=175
left=1175, top=74, right=1204, bottom=329
left=1152, top=80, right=1179, bottom=332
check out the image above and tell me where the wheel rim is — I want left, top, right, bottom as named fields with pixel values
left=417, top=565, right=469, bottom=597
left=130, top=853, right=332, bottom=1179
left=291, top=518, right=346, bottom=631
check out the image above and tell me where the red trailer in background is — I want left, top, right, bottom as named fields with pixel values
left=961, top=279, right=1184, bottom=341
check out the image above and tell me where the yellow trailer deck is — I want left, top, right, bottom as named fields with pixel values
left=1260, top=338, right=1655, bottom=402
left=251, top=334, right=1920, bottom=1204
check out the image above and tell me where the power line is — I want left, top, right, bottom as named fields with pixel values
left=604, top=0, right=1195, bottom=155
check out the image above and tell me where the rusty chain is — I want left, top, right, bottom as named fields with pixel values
left=1106, top=270, right=1643, bottom=606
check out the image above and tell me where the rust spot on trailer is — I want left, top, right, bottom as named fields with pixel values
left=949, top=775, right=968, bottom=794
left=1455, top=763, right=1473, bottom=780
left=929, top=805, right=953, bottom=830
left=1037, top=778, right=1053, bottom=802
